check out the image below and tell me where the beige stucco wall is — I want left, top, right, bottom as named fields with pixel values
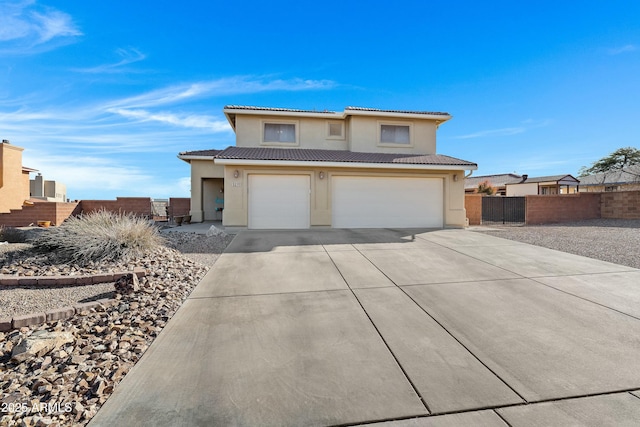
left=233, top=114, right=438, bottom=154
left=506, top=182, right=539, bottom=196
left=221, top=164, right=467, bottom=228
left=234, top=115, right=349, bottom=150
left=188, top=159, right=224, bottom=222
left=347, top=116, right=437, bottom=154
left=0, top=143, right=30, bottom=214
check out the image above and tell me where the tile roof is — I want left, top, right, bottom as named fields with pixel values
left=214, top=146, right=476, bottom=167
left=223, top=105, right=450, bottom=116
left=345, top=106, right=450, bottom=116
left=224, top=105, right=338, bottom=114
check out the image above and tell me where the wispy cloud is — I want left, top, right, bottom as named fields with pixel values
left=105, top=76, right=337, bottom=109
left=454, top=127, right=526, bottom=139
left=108, top=108, right=231, bottom=132
left=453, top=119, right=552, bottom=140
left=0, top=1, right=82, bottom=54
left=72, top=47, right=147, bottom=74
left=607, top=44, right=637, bottom=55
left=1, top=74, right=338, bottom=198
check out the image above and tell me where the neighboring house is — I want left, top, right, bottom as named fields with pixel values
left=30, top=173, right=67, bottom=202
left=578, top=166, right=640, bottom=192
left=464, top=173, right=522, bottom=195
left=506, top=174, right=580, bottom=196
left=0, top=140, right=38, bottom=214
left=178, top=105, right=477, bottom=229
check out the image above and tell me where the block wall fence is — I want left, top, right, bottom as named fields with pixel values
left=0, top=197, right=190, bottom=227
left=465, top=190, right=640, bottom=225
left=168, top=198, right=190, bottom=217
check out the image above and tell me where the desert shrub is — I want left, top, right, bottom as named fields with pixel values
left=476, top=180, right=496, bottom=195
left=0, top=226, right=28, bottom=243
left=32, top=210, right=163, bottom=264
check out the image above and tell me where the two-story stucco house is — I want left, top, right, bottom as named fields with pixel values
left=178, top=105, right=477, bottom=229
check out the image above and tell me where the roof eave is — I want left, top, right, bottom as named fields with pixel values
left=223, top=107, right=341, bottom=121
left=177, top=154, right=216, bottom=163
left=222, top=106, right=452, bottom=124
left=214, top=158, right=477, bottom=171
left=344, top=109, right=452, bottom=123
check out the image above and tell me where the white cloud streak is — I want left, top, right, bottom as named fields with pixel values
left=108, top=108, right=231, bottom=132
left=453, top=119, right=552, bottom=140
left=607, top=44, right=637, bottom=55
left=0, top=1, right=82, bottom=54
left=72, top=47, right=147, bottom=74
left=105, top=76, right=337, bottom=109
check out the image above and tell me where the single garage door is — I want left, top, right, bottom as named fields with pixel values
left=248, top=175, right=310, bottom=229
left=332, top=176, right=443, bottom=228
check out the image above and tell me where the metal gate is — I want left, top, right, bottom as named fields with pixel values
left=482, top=197, right=526, bottom=225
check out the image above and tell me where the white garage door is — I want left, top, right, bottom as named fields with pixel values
left=332, top=176, right=443, bottom=228
left=248, top=175, right=310, bottom=229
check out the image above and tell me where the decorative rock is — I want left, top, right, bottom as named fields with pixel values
left=114, top=273, right=139, bottom=295
left=11, top=331, right=74, bottom=363
left=0, top=232, right=229, bottom=426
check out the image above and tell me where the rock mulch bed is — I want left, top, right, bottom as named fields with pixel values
left=0, top=231, right=231, bottom=427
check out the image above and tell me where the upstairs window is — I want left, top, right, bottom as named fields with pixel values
left=327, top=121, right=345, bottom=140
left=264, top=123, right=296, bottom=143
left=380, top=124, right=411, bottom=145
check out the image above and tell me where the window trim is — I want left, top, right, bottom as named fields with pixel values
left=326, top=121, right=345, bottom=140
left=261, top=120, right=300, bottom=146
left=377, top=121, right=413, bottom=147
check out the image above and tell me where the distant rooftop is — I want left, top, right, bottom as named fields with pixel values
left=465, top=173, right=523, bottom=189
left=465, top=173, right=581, bottom=189
left=518, top=174, right=579, bottom=184
left=579, top=165, right=640, bottom=186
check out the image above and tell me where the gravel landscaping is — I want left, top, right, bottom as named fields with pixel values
left=475, top=218, right=640, bottom=269
left=0, top=230, right=233, bottom=427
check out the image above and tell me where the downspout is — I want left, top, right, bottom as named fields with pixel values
left=465, top=170, right=473, bottom=178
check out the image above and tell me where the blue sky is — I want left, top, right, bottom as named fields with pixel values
left=1, top=0, right=639, bottom=200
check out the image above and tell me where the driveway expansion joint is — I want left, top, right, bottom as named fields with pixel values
left=324, top=246, right=432, bottom=414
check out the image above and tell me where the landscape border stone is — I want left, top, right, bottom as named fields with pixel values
left=0, top=269, right=145, bottom=331
left=0, top=266, right=145, bottom=287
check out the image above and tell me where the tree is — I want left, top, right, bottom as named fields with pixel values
left=578, top=147, right=640, bottom=177
left=476, top=180, right=496, bottom=195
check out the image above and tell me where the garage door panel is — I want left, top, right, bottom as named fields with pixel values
left=249, top=175, right=310, bottom=229
left=332, top=177, right=443, bottom=228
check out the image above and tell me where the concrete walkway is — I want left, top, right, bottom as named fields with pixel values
left=90, top=229, right=640, bottom=426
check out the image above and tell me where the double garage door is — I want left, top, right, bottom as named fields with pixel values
left=248, top=175, right=443, bottom=229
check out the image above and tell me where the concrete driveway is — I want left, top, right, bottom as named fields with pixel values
left=90, top=228, right=640, bottom=426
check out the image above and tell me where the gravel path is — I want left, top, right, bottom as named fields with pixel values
left=475, top=218, right=640, bottom=269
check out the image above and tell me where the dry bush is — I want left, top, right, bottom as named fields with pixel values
left=32, top=210, right=163, bottom=265
left=0, top=226, right=28, bottom=243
